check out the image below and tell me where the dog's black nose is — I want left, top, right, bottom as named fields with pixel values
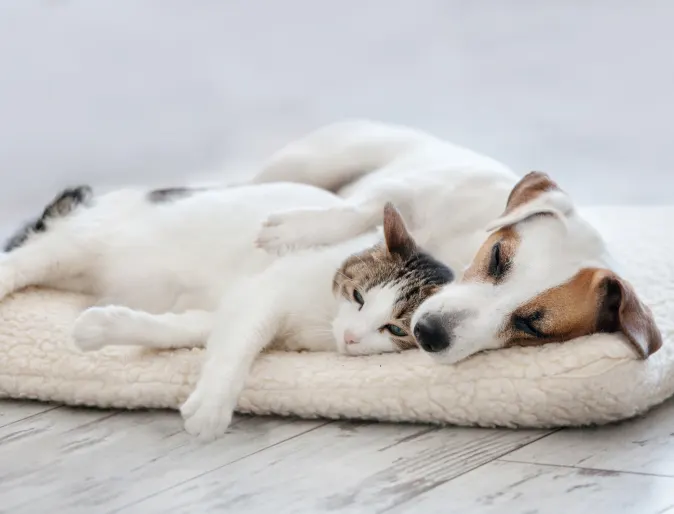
left=413, top=315, right=451, bottom=353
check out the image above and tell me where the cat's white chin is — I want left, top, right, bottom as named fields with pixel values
left=336, top=340, right=380, bottom=356
left=332, top=324, right=398, bottom=356
left=331, top=300, right=401, bottom=356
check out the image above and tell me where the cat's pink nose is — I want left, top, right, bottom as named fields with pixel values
left=344, top=330, right=359, bottom=345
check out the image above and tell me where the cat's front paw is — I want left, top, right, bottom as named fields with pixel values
left=180, top=379, right=236, bottom=441
left=72, top=305, right=130, bottom=351
left=255, top=207, right=359, bottom=253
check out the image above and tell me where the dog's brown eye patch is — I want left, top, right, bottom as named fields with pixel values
left=504, top=269, right=608, bottom=348
left=463, top=228, right=520, bottom=284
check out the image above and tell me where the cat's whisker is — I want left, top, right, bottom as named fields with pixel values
left=353, top=253, right=368, bottom=266
left=301, top=329, right=337, bottom=341
left=303, top=328, right=335, bottom=337
left=333, top=268, right=351, bottom=283
left=306, top=303, right=335, bottom=318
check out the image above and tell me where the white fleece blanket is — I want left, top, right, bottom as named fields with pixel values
left=0, top=206, right=671, bottom=427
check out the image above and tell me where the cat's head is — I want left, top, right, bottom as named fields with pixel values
left=332, top=203, right=454, bottom=355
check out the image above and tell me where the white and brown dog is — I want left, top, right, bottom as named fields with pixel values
left=253, top=119, right=662, bottom=364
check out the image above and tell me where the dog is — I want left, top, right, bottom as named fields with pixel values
left=251, top=120, right=662, bottom=365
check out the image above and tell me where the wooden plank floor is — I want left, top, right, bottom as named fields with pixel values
left=2, top=399, right=674, bottom=513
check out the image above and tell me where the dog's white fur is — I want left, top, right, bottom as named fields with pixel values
left=413, top=202, right=612, bottom=364
left=254, top=120, right=517, bottom=273
left=249, top=120, right=658, bottom=365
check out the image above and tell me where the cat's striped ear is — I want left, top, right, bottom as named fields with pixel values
left=383, top=202, right=417, bottom=257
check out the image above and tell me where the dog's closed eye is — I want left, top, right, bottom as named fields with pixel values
left=488, top=242, right=510, bottom=281
left=512, top=311, right=545, bottom=338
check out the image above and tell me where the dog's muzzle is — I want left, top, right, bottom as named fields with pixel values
left=413, top=314, right=452, bottom=353
left=413, top=310, right=472, bottom=354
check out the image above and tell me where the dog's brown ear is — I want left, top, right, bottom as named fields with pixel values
left=594, top=271, right=662, bottom=358
left=486, top=171, right=574, bottom=231
left=383, top=202, right=416, bottom=257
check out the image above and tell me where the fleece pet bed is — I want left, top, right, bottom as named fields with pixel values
left=0, top=206, right=671, bottom=428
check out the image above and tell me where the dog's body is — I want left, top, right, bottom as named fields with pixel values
left=254, top=120, right=517, bottom=274
left=248, top=120, right=660, bottom=364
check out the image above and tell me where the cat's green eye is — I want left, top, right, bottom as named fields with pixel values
left=384, top=324, right=407, bottom=337
left=353, top=289, right=364, bottom=306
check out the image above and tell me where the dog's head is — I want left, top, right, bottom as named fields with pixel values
left=411, top=171, right=662, bottom=364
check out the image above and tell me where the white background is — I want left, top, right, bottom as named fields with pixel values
left=1, top=1, right=672, bottom=230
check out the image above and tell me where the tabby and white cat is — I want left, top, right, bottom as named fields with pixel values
left=1, top=183, right=452, bottom=436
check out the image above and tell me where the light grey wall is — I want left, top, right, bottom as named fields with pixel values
left=0, top=1, right=672, bottom=230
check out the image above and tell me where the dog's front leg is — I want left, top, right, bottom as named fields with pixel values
left=255, top=180, right=416, bottom=252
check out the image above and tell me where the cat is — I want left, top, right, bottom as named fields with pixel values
left=67, top=201, right=453, bottom=358
left=174, top=201, right=453, bottom=439
left=1, top=182, right=453, bottom=437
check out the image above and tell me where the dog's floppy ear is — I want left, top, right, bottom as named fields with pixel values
left=383, top=202, right=416, bottom=257
left=593, top=270, right=662, bottom=359
left=486, top=171, right=574, bottom=231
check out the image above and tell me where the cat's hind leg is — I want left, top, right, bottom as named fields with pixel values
left=4, top=185, right=92, bottom=252
left=0, top=186, right=96, bottom=300
left=73, top=307, right=213, bottom=352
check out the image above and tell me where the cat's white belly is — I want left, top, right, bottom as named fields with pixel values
left=70, top=182, right=346, bottom=313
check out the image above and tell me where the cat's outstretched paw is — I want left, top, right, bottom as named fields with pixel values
left=72, top=305, right=131, bottom=351
left=255, top=207, right=361, bottom=253
left=180, top=380, right=235, bottom=441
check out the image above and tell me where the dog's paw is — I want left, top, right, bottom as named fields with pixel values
left=72, top=305, right=130, bottom=351
left=255, top=209, right=323, bottom=253
left=255, top=208, right=356, bottom=253
left=180, top=381, right=235, bottom=441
